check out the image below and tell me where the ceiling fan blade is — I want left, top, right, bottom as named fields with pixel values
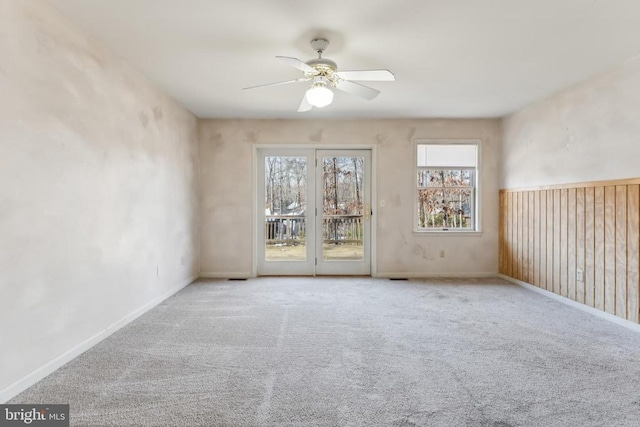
left=276, top=56, right=316, bottom=73
left=335, top=80, right=380, bottom=101
left=336, top=70, right=395, bottom=81
left=298, top=94, right=312, bottom=112
left=242, top=78, right=308, bottom=91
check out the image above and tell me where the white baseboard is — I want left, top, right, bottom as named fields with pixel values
left=199, top=272, right=252, bottom=279
left=499, top=274, right=640, bottom=333
left=200, top=272, right=498, bottom=280
left=376, top=272, right=497, bottom=279
left=200, top=272, right=499, bottom=280
left=0, top=274, right=198, bottom=403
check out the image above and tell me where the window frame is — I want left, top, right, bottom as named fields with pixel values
left=413, top=139, right=482, bottom=234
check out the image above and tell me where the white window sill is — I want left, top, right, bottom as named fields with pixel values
left=413, top=230, right=483, bottom=237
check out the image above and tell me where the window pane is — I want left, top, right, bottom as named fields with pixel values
left=417, top=144, right=477, bottom=167
left=264, top=156, right=307, bottom=261
left=418, top=169, right=472, bottom=188
left=417, top=188, right=473, bottom=229
left=321, top=156, right=364, bottom=261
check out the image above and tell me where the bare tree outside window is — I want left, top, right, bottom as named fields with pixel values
left=264, top=156, right=307, bottom=260
left=322, top=157, right=364, bottom=259
left=416, top=144, right=477, bottom=231
left=263, top=155, right=366, bottom=260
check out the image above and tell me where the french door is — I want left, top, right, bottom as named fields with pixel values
left=257, top=148, right=371, bottom=276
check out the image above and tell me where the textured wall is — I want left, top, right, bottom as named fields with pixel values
left=502, top=59, right=640, bottom=189
left=199, top=119, right=501, bottom=277
left=0, top=0, right=199, bottom=399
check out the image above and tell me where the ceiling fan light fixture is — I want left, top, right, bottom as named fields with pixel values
left=305, top=83, right=334, bottom=108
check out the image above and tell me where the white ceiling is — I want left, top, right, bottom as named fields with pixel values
left=45, top=0, right=640, bottom=119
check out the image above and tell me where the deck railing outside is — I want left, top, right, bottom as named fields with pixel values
left=322, top=215, right=363, bottom=244
left=265, top=215, right=306, bottom=245
left=265, top=215, right=363, bottom=245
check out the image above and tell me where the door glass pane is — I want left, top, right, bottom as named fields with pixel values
left=322, top=156, right=364, bottom=261
left=264, top=156, right=307, bottom=261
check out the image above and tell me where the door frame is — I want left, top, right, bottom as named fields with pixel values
left=252, top=144, right=377, bottom=277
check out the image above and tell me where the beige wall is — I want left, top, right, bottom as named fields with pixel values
left=0, top=0, right=199, bottom=400
left=199, top=119, right=501, bottom=277
left=502, top=59, right=640, bottom=189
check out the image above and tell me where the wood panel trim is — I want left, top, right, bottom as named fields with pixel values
left=499, top=178, right=640, bottom=324
left=604, top=186, right=616, bottom=315
left=576, top=188, right=585, bottom=304
left=500, top=177, right=640, bottom=193
left=585, top=187, right=595, bottom=307
left=627, top=185, right=639, bottom=323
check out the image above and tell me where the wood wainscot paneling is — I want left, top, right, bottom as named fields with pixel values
left=500, top=178, right=640, bottom=324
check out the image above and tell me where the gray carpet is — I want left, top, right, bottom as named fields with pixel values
left=10, top=277, right=640, bottom=426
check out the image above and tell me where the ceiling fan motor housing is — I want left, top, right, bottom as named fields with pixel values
left=304, top=58, right=338, bottom=84
left=305, top=58, right=337, bottom=71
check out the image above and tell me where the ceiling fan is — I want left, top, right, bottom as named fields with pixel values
left=242, top=38, right=395, bottom=112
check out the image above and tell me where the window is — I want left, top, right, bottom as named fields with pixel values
left=416, top=142, right=479, bottom=231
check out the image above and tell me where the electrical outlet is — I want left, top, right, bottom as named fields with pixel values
left=577, top=268, right=583, bottom=282
left=439, top=250, right=445, bottom=258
